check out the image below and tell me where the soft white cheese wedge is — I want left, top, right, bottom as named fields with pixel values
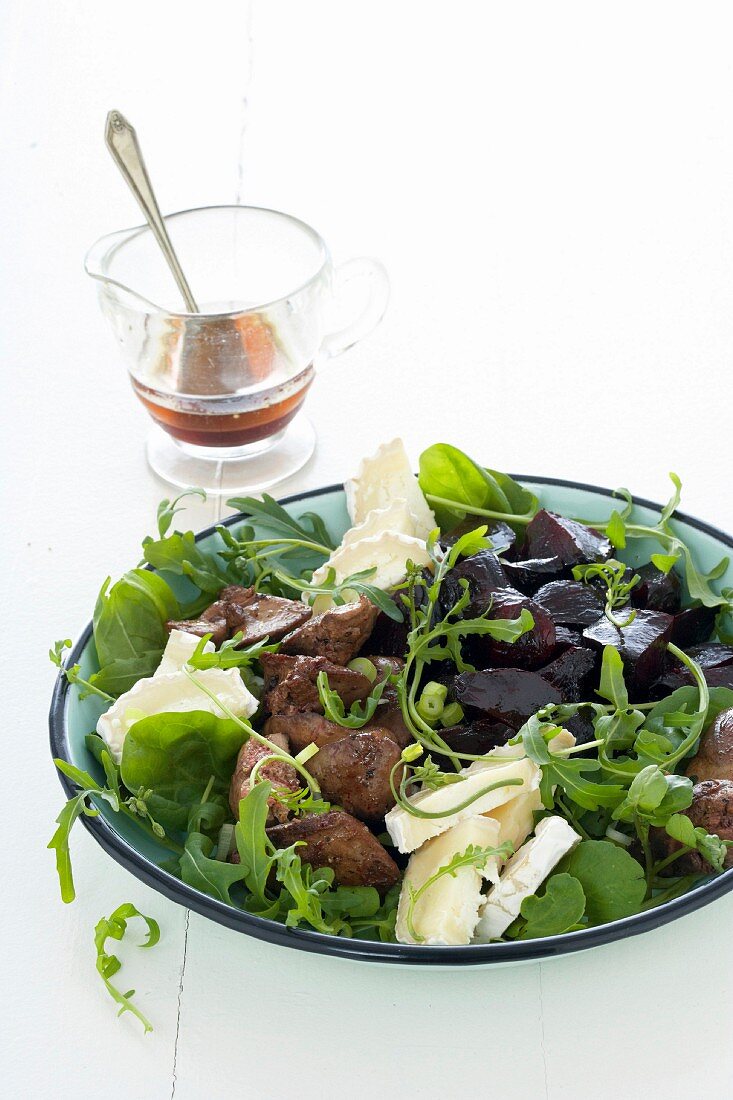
left=340, top=500, right=420, bottom=548
left=384, top=756, right=540, bottom=854
left=97, top=668, right=258, bottom=764
left=486, top=788, right=542, bottom=851
left=155, top=629, right=215, bottom=676
left=396, top=817, right=503, bottom=945
left=473, top=816, right=582, bottom=943
left=309, top=530, right=433, bottom=597
left=344, top=438, right=436, bottom=539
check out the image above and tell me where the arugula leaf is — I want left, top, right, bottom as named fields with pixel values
left=179, top=833, right=247, bottom=903
left=120, top=712, right=247, bottom=827
left=646, top=685, right=733, bottom=733
left=556, top=840, right=646, bottom=923
left=234, top=782, right=279, bottom=909
left=156, top=489, right=207, bottom=537
left=94, top=903, right=160, bottom=1034
left=50, top=639, right=114, bottom=702
left=91, top=570, right=179, bottom=696
left=226, top=493, right=337, bottom=550
left=317, top=670, right=391, bottom=729
left=418, top=443, right=538, bottom=531
left=142, top=530, right=230, bottom=594
left=597, top=645, right=628, bottom=709
left=276, top=848, right=347, bottom=935
left=519, top=873, right=586, bottom=938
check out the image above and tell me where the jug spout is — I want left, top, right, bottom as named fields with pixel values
left=84, top=224, right=164, bottom=312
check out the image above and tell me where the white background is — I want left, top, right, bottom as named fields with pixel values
left=2, top=1, right=733, bottom=1096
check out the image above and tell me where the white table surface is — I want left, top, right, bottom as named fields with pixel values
left=3, top=1, right=733, bottom=1096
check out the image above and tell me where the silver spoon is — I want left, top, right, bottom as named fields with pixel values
left=105, top=109, right=199, bottom=313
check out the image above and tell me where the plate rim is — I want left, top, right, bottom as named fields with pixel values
left=48, top=474, right=733, bottom=965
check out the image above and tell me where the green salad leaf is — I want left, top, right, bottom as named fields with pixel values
left=226, top=493, right=337, bottom=550
left=179, top=833, right=248, bottom=903
left=556, top=840, right=646, bottom=924
left=91, top=570, right=179, bottom=696
left=94, top=903, right=160, bottom=1034
left=120, top=711, right=247, bottom=828
left=519, top=873, right=586, bottom=938
left=418, top=443, right=538, bottom=531
left=142, top=530, right=230, bottom=594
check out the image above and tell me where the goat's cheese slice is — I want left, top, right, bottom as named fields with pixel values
left=344, top=438, right=436, bottom=539
left=97, top=667, right=257, bottom=764
left=155, top=629, right=215, bottom=676
left=309, top=530, right=433, bottom=597
left=473, top=815, right=581, bottom=942
left=340, top=500, right=420, bottom=549
left=385, top=756, right=540, bottom=853
left=396, top=816, right=502, bottom=946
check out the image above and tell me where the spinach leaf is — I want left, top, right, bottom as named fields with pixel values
left=418, top=443, right=537, bottom=531
left=92, top=570, right=179, bottom=696
left=556, top=840, right=646, bottom=924
left=519, top=873, right=586, bottom=938
left=120, top=711, right=247, bottom=825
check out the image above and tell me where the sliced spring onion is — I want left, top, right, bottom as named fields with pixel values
left=440, top=702, right=464, bottom=727
left=347, top=657, right=378, bottom=682
left=215, top=823, right=235, bottom=862
left=296, top=743, right=320, bottom=764
left=421, top=681, right=448, bottom=703
left=416, top=694, right=444, bottom=723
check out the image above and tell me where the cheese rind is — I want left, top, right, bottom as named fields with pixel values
left=340, top=501, right=419, bottom=548
left=473, top=816, right=582, bottom=942
left=344, top=438, right=436, bottom=539
left=395, top=817, right=502, bottom=945
left=309, top=530, right=433, bottom=598
left=384, top=756, right=540, bottom=853
left=97, top=668, right=258, bottom=764
left=155, top=629, right=215, bottom=677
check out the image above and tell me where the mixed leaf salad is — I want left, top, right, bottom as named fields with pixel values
left=51, top=439, right=733, bottom=1008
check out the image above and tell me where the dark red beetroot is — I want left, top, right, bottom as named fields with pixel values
left=503, top=557, right=565, bottom=595
left=471, top=586, right=556, bottom=671
left=454, top=668, right=562, bottom=730
left=440, top=519, right=516, bottom=555
left=534, top=580, right=604, bottom=627
left=670, top=604, right=717, bottom=648
left=652, top=642, right=733, bottom=696
left=523, top=510, right=612, bottom=569
left=540, top=645, right=599, bottom=702
left=438, top=550, right=510, bottom=620
left=583, top=609, right=674, bottom=695
left=429, top=718, right=514, bottom=770
left=631, top=563, right=682, bottom=614
left=555, top=625, right=585, bottom=648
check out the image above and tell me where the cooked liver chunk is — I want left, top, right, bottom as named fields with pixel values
left=656, top=779, right=733, bottom=873
left=686, top=707, right=733, bottom=783
left=308, top=728, right=403, bottom=821
left=229, top=732, right=298, bottom=823
left=170, top=584, right=311, bottom=647
left=279, top=595, right=379, bottom=664
left=166, top=615, right=228, bottom=646
left=264, top=712, right=349, bottom=752
left=267, top=811, right=400, bottom=893
left=259, top=653, right=372, bottom=714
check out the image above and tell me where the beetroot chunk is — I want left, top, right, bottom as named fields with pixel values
left=540, top=645, right=599, bottom=702
left=454, top=668, right=561, bottom=730
left=471, top=586, right=556, bottom=671
left=583, top=609, right=673, bottom=695
left=653, top=642, right=733, bottom=696
left=631, top=563, right=682, bottom=614
left=534, top=580, right=604, bottom=627
left=670, top=604, right=717, bottom=648
left=523, top=510, right=612, bottom=569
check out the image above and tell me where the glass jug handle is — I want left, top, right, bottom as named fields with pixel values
left=319, top=257, right=390, bottom=359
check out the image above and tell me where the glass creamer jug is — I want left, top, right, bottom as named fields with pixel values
left=85, top=205, right=389, bottom=493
